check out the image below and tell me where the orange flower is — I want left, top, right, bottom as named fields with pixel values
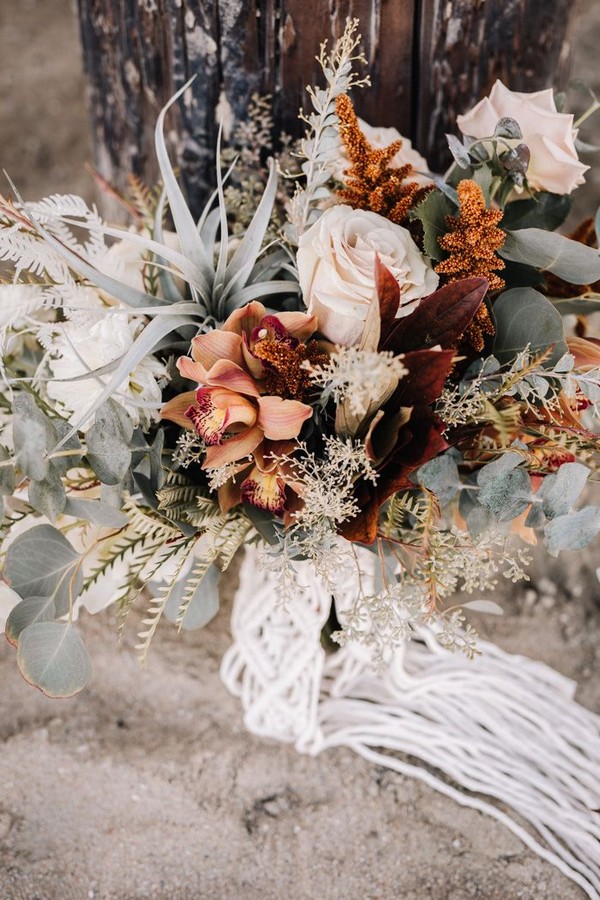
left=161, top=302, right=322, bottom=512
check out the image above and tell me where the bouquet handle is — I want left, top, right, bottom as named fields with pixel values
left=222, top=546, right=600, bottom=899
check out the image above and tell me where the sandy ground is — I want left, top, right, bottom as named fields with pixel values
left=0, top=2, right=599, bottom=898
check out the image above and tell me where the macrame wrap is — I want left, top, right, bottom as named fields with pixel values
left=221, top=547, right=600, bottom=899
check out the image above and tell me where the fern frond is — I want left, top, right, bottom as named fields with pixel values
left=176, top=554, right=215, bottom=629
left=121, top=495, right=182, bottom=541
left=135, top=538, right=197, bottom=660
left=213, top=515, right=251, bottom=571
left=81, top=530, right=148, bottom=595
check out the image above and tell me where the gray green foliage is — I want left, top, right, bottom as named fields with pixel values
left=492, top=288, right=567, bottom=365
left=416, top=454, right=461, bottom=506
left=17, top=622, right=92, bottom=698
left=5, top=595, right=56, bottom=645
left=4, top=524, right=82, bottom=616
left=477, top=454, right=532, bottom=522
left=500, top=228, right=600, bottom=284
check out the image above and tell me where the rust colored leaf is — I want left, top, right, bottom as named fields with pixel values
left=381, top=277, right=488, bottom=353
left=375, top=255, right=401, bottom=342
left=393, top=348, right=455, bottom=407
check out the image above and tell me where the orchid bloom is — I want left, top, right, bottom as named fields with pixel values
left=162, top=302, right=325, bottom=513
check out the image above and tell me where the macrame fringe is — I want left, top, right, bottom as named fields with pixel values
left=221, top=549, right=600, bottom=899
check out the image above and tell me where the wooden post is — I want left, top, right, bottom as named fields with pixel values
left=77, top=0, right=576, bottom=216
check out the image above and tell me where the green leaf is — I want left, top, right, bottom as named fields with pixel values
left=154, top=78, right=214, bottom=293
left=94, top=400, right=134, bottom=445
left=446, top=134, right=471, bottom=169
left=17, top=622, right=92, bottom=698
left=492, top=288, right=567, bottom=365
left=500, top=228, right=600, bottom=284
left=28, top=463, right=66, bottom=522
left=461, top=599, right=504, bottom=615
left=86, top=424, right=131, bottom=485
left=547, top=293, right=600, bottom=315
left=544, top=506, right=600, bottom=556
left=501, top=193, right=570, bottom=232
left=5, top=596, right=56, bottom=647
left=62, top=498, right=129, bottom=528
left=411, top=190, right=453, bottom=261
left=12, top=393, right=53, bottom=481
left=4, top=524, right=83, bottom=617
left=173, top=563, right=220, bottom=631
left=0, top=445, right=15, bottom=494
left=416, top=454, right=461, bottom=506
left=539, top=462, right=590, bottom=519
left=477, top=454, right=532, bottom=522
left=494, top=117, right=522, bottom=140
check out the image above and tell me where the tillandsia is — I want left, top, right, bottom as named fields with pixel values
left=0, top=17, right=599, bottom=697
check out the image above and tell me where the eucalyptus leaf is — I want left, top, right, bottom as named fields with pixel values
left=461, top=599, right=504, bottom=615
left=478, top=467, right=532, bottom=521
left=12, top=393, right=54, bottom=481
left=501, top=193, right=570, bottom=232
left=4, top=524, right=83, bottom=616
left=544, top=506, right=600, bottom=556
left=477, top=454, right=532, bottom=522
left=446, top=134, right=471, bottom=169
left=539, top=462, right=590, bottom=519
left=492, top=288, right=567, bottom=365
left=416, top=455, right=461, bottom=506
left=28, top=463, right=66, bottom=523
left=494, top=117, right=523, bottom=140
left=62, top=498, right=130, bottom=528
left=17, top=622, right=92, bottom=698
left=85, top=424, right=131, bottom=485
left=501, top=229, right=600, bottom=284
left=5, top=596, right=57, bottom=647
left=548, top=293, right=600, bottom=315
left=176, top=563, right=220, bottom=631
left=94, top=400, right=134, bottom=445
left=0, top=445, right=15, bottom=494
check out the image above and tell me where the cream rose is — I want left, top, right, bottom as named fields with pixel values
left=456, top=80, right=589, bottom=195
left=297, top=206, right=439, bottom=347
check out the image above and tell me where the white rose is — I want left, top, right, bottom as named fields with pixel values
left=45, top=313, right=167, bottom=429
left=456, top=80, right=589, bottom=195
left=297, top=206, right=439, bottom=347
left=335, top=119, right=433, bottom=189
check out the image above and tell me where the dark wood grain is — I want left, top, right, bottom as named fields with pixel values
left=76, top=0, right=575, bottom=215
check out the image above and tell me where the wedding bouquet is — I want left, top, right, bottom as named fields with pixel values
left=0, top=18, right=598, bottom=703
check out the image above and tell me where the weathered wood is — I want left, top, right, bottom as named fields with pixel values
left=76, top=0, right=576, bottom=216
left=418, top=0, right=577, bottom=170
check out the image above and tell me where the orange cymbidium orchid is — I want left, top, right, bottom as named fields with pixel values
left=161, top=302, right=322, bottom=513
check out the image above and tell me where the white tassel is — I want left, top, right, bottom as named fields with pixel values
left=221, top=548, right=600, bottom=899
